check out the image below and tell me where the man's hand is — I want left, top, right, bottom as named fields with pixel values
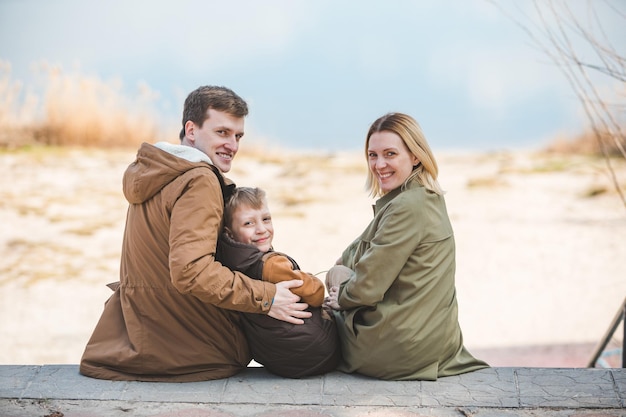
left=268, top=280, right=312, bottom=324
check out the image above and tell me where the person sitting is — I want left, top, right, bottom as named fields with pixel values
left=80, top=86, right=310, bottom=382
left=217, top=186, right=341, bottom=378
left=324, top=112, right=489, bottom=381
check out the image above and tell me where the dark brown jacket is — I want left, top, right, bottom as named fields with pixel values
left=217, top=233, right=341, bottom=378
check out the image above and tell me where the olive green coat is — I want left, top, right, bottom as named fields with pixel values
left=334, top=180, right=488, bottom=380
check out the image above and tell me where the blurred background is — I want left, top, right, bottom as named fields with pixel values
left=0, top=0, right=624, bottom=368
left=0, top=0, right=623, bottom=151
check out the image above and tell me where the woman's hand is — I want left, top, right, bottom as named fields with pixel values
left=324, top=285, right=343, bottom=310
left=325, top=265, right=353, bottom=292
left=268, top=280, right=312, bottom=324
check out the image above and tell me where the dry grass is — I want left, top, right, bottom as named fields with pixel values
left=544, top=130, right=625, bottom=157
left=0, top=60, right=165, bottom=149
left=466, top=176, right=508, bottom=189
left=2, top=57, right=624, bottom=160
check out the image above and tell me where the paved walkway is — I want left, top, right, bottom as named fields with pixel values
left=1, top=365, right=625, bottom=416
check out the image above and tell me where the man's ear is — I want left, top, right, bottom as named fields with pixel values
left=184, top=120, right=196, bottom=143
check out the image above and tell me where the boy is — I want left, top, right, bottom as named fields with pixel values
left=216, top=187, right=341, bottom=378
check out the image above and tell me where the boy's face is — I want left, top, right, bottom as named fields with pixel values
left=227, top=200, right=274, bottom=253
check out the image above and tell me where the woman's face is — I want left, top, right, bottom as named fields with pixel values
left=368, top=131, right=420, bottom=194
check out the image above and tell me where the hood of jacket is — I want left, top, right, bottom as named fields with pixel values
left=123, top=142, right=216, bottom=205
left=216, top=232, right=267, bottom=277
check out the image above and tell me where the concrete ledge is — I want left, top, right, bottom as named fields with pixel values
left=1, top=365, right=625, bottom=416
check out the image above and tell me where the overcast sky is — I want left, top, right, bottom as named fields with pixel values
left=1, top=0, right=624, bottom=151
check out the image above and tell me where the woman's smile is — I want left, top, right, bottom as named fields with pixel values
left=368, top=131, right=419, bottom=194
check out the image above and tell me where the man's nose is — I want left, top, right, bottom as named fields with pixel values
left=224, top=135, right=239, bottom=152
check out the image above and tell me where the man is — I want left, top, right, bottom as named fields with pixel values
left=80, top=86, right=311, bottom=382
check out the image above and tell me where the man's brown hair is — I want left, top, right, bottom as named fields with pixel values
left=179, top=86, right=248, bottom=140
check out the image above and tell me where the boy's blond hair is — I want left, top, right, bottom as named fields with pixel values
left=223, top=187, right=267, bottom=230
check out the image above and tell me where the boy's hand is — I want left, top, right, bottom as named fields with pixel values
left=268, top=280, right=311, bottom=324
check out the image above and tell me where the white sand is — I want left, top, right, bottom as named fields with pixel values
left=0, top=147, right=624, bottom=366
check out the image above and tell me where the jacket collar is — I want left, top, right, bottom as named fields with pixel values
left=154, top=141, right=214, bottom=165
left=373, top=180, right=421, bottom=215
left=216, top=232, right=268, bottom=272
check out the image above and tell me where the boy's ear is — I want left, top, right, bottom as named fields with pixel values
left=224, top=226, right=234, bottom=237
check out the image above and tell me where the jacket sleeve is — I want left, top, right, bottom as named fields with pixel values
left=262, top=253, right=325, bottom=307
left=339, top=195, right=423, bottom=310
left=168, top=168, right=275, bottom=313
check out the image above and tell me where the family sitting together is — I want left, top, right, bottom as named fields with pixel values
left=79, top=85, right=488, bottom=382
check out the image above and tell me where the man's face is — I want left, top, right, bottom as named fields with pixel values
left=186, top=109, right=244, bottom=173
left=227, top=201, right=274, bottom=253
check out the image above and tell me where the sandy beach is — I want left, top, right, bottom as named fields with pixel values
left=0, top=146, right=624, bottom=368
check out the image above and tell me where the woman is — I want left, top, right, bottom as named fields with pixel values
left=324, top=112, right=488, bottom=381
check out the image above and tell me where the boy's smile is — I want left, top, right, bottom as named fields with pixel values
left=227, top=202, right=274, bottom=253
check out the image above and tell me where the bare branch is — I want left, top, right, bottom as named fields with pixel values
left=490, top=0, right=626, bottom=208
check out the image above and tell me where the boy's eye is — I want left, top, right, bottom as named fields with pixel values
left=263, top=217, right=271, bottom=223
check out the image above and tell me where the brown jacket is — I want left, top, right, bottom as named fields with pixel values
left=80, top=142, right=275, bottom=382
left=263, top=254, right=325, bottom=305
left=216, top=233, right=325, bottom=306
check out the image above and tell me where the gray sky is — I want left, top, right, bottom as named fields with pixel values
left=1, top=0, right=624, bottom=151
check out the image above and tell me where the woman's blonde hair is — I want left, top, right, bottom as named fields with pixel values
left=365, top=112, right=444, bottom=197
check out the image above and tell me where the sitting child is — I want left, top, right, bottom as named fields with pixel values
left=216, top=187, right=341, bottom=378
